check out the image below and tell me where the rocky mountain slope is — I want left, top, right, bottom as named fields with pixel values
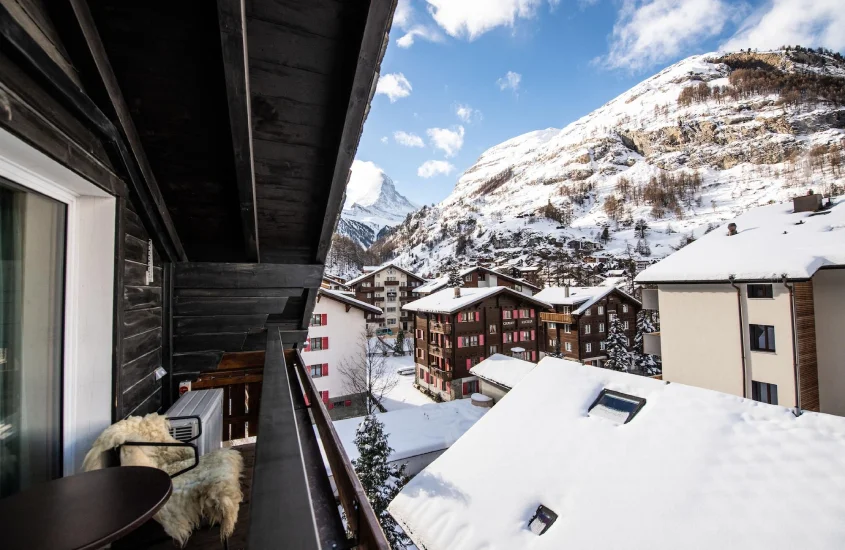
left=374, top=48, right=845, bottom=278
left=338, top=160, right=417, bottom=248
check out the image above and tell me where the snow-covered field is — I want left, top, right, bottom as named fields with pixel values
left=380, top=355, right=435, bottom=411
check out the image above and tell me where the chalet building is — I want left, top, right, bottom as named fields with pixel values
left=347, top=262, right=426, bottom=332
left=534, top=287, right=641, bottom=367
left=468, top=354, right=536, bottom=402
left=404, top=287, right=552, bottom=402
left=0, top=0, right=396, bottom=546
left=321, top=274, right=350, bottom=292
left=637, top=194, right=845, bottom=416
left=414, top=266, right=540, bottom=297
left=302, top=289, right=382, bottom=420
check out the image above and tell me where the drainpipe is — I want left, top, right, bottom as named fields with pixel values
left=782, top=275, right=800, bottom=409
left=729, top=276, right=748, bottom=398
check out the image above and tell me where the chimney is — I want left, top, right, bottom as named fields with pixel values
left=454, top=287, right=461, bottom=298
left=727, top=223, right=738, bottom=236
left=564, top=285, right=570, bottom=298
left=793, top=191, right=822, bottom=213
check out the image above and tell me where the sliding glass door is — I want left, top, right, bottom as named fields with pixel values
left=0, top=177, right=66, bottom=497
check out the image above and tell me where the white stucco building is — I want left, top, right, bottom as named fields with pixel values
left=302, top=288, right=382, bottom=417
left=637, top=193, right=845, bottom=415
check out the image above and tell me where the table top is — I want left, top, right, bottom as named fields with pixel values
left=0, top=466, right=172, bottom=550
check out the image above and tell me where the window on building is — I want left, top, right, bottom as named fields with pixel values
left=599, top=323, right=605, bottom=333
left=309, top=337, right=324, bottom=350
left=622, top=304, right=629, bottom=313
left=600, top=341, right=606, bottom=351
left=750, top=324, right=776, bottom=352
left=520, top=330, right=531, bottom=341
left=623, top=320, right=629, bottom=330
left=366, top=293, right=372, bottom=299
left=489, top=345, right=498, bottom=355
left=464, top=274, right=473, bottom=282
left=586, top=343, right=592, bottom=353
left=489, top=324, right=497, bottom=334
left=459, top=311, right=475, bottom=323
left=310, top=364, right=327, bottom=377
left=562, top=306, right=571, bottom=314
left=386, top=307, right=396, bottom=312
left=548, top=322, right=556, bottom=329
left=588, top=389, right=646, bottom=425
left=515, top=284, right=523, bottom=292
left=504, top=332, right=514, bottom=343
left=310, top=314, right=324, bottom=326
left=747, top=284, right=774, bottom=299
left=460, top=335, right=480, bottom=347
left=503, top=310, right=513, bottom=320
left=598, top=306, right=604, bottom=315
left=584, top=308, right=591, bottom=316
left=752, top=381, right=778, bottom=405
left=549, top=338, right=559, bottom=347
left=565, top=342, right=572, bottom=352
left=478, top=272, right=486, bottom=281
left=463, top=380, right=479, bottom=395
left=563, top=324, right=571, bottom=334
left=362, top=282, right=372, bottom=287
left=387, top=319, right=396, bottom=325
left=520, top=309, right=530, bottom=318
left=584, top=325, right=591, bottom=335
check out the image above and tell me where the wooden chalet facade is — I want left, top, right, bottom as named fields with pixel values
left=0, top=0, right=397, bottom=547
left=415, top=265, right=540, bottom=297
left=348, top=263, right=425, bottom=331
left=536, top=287, right=641, bottom=367
left=404, top=287, right=552, bottom=402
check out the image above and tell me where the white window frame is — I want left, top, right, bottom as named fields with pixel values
left=0, top=129, right=117, bottom=476
left=565, top=342, right=572, bottom=352
left=622, top=304, right=629, bottom=313
left=586, top=343, right=592, bottom=353
left=598, top=306, right=604, bottom=315
left=599, top=323, right=605, bottom=333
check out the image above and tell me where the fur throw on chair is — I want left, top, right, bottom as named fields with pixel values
left=83, top=413, right=244, bottom=546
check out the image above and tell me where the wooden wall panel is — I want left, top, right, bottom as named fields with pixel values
left=794, top=281, right=820, bottom=412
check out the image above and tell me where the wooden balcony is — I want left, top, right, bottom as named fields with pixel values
left=540, top=312, right=573, bottom=324
left=429, top=364, right=453, bottom=380
left=429, top=344, right=451, bottom=358
left=430, top=322, right=452, bottom=335
left=384, top=280, right=400, bottom=286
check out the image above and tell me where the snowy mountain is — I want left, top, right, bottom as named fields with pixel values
left=377, top=48, right=845, bottom=278
left=338, top=160, right=418, bottom=248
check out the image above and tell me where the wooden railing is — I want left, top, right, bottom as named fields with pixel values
left=430, top=322, right=452, bottom=335
left=429, top=344, right=445, bottom=358
left=192, top=355, right=263, bottom=440
left=384, top=280, right=399, bottom=286
left=540, top=312, right=573, bottom=324
left=429, top=364, right=453, bottom=380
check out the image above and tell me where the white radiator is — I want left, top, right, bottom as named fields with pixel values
left=165, top=389, right=223, bottom=456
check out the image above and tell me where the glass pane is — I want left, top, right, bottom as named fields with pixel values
left=0, top=179, right=66, bottom=497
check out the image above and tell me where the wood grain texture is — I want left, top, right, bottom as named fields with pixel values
left=794, top=281, right=820, bottom=412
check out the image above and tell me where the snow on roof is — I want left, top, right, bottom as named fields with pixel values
left=605, top=269, right=626, bottom=277
left=389, top=358, right=845, bottom=550
left=533, top=286, right=638, bottom=315
left=416, top=266, right=540, bottom=294
left=470, top=354, right=536, bottom=390
left=346, top=261, right=423, bottom=286
left=318, top=288, right=382, bottom=314
left=637, top=197, right=845, bottom=283
left=415, top=276, right=448, bottom=294
left=333, top=400, right=488, bottom=465
left=403, top=287, right=552, bottom=314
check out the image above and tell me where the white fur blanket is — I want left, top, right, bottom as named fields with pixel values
left=82, top=414, right=243, bottom=546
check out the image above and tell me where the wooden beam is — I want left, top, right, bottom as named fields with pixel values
left=175, top=262, right=323, bottom=289
left=217, top=0, right=259, bottom=262
left=314, top=0, right=396, bottom=264
left=68, top=0, right=187, bottom=262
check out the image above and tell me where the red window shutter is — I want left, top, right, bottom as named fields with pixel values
left=532, top=351, right=537, bottom=361
left=304, top=339, right=311, bottom=351
left=530, top=309, right=535, bottom=318
left=345, top=400, right=352, bottom=407
left=475, top=311, right=480, bottom=322
left=322, top=391, right=329, bottom=403
left=479, top=334, right=485, bottom=345
left=322, top=336, right=329, bottom=350
left=322, top=313, right=327, bottom=325
left=328, top=402, right=334, bottom=410
left=531, top=330, right=536, bottom=340
left=462, top=382, right=469, bottom=395
left=457, top=337, right=463, bottom=348
left=466, top=358, right=471, bottom=369
left=323, top=363, right=329, bottom=376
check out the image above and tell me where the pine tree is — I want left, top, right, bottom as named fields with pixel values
left=352, top=415, right=411, bottom=549
left=447, top=265, right=463, bottom=288
left=600, top=226, right=610, bottom=244
left=633, top=311, right=661, bottom=375
left=604, top=317, right=630, bottom=372
left=394, top=329, right=405, bottom=356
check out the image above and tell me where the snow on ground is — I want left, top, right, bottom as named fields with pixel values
left=390, top=358, right=845, bottom=550
left=335, top=398, right=488, bottom=465
left=380, top=354, right=434, bottom=411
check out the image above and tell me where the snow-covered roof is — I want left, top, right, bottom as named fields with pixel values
left=333, top=400, right=488, bottom=464
left=413, top=266, right=540, bottom=295
left=346, top=261, right=424, bottom=286
left=403, top=287, right=552, bottom=314
left=470, top=354, right=536, bottom=390
left=415, top=276, right=448, bottom=294
left=605, top=269, right=626, bottom=277
left=390, top=358, right=845, bottom=550
left=533, top=286, right=639, bottom=315
left=318, top=288, right=382, bottom=315
left=637, top=197, right=845, bottom=283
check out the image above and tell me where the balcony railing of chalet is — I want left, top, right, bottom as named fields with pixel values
left=429, top=364, right=453, bottom=380
left=429, top=344, right=451, bottom=358
left=384, top=280, right=400, bottom=286
left=244, top=325, right=388, bottom=549
left=430, top=322, right=452, bottom=335
left=539, top=312, right=573, bottom=324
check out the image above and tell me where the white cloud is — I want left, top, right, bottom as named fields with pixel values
left=497, top=71, right=522, bottom=92
left=380, top=136, right=388, bottom=144
left=455, top=103, right=482, bottom=123
left=426, top=126, right=465, bottom=157
left=425, top=0, right=558, bottom=40
left=418, top=160, right=456, bottom=178
left=394, top=131, right=426, bottom=148
left=397, top=25, right=444, bottom=48
left=394, top=0, right=413, bottom=27
left=722, top=0, right=845, bottom=52
left=376, top=73, right=412, bottom=102
left=603, top=0, right=731, bottom=71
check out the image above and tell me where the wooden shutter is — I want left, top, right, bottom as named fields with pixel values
left=530, top=309, right=535, bottom=318
left=479, top=334, right=485, bottom=345
left=466, top=358, right=472, bottom=369
left=323, top=363, right=329, bottom=376
left=532, top=351, right=536, bottom=361
left=475, top=311, right=480, bottom=321
left=322, top=313, right=328, bottom=325
left=462, top=382, right=468, bottom=395
left=322, top=391, right=329, bottom=403
left=322, top=336, right=329, bottom=350
left=457, top=337, right=463, bottom=348
left=531, top=330, right=535, bottom=340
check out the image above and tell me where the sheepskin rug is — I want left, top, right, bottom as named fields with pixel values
left=83, top=413, right=244, bottom=546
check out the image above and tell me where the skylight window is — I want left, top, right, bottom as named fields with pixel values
left=588, top=389, right=646, bottom=425
left=528, top=505, right=558, bottom=536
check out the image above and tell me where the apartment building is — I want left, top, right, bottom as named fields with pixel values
left=534, top=286, right=641, bottom=367
left=302, top=289, right=382, bottom=419
left=404, top=287, right=552, bottom=401
left=347, top=263, right=426, bottom=332
left=636, top=194, right=845, bottom=414
left=414, top=266, right=540, bottom=297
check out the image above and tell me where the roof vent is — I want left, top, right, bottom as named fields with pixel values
left=528, top=505, right=558, bottom=536
left=727, top=223, right=738, bottom=236
left=793, top=191, right=822, bottom=213
left=454, top=287, right=461, bottom=298
left=564, top=285, right=570, bottom=298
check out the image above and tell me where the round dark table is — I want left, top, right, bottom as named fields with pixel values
left=0, top=466, right=173, bottom=550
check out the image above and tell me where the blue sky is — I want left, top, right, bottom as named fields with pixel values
left=354, top=0, right=844, bottom=206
